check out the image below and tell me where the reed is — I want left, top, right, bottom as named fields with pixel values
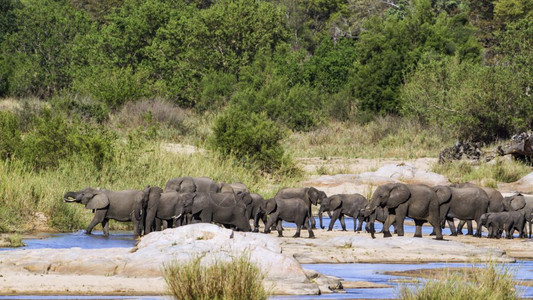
left=399, top=262, right=519, bottom=300
left=163, top=255, right=267, bottom=300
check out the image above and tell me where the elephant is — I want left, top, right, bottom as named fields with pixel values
left=64, top=186, right=150, bottom=237
left=274, top=187, right=327, bottom=229
left=188, top=193, right=252, bottom=232
left=362, top=206, right=396, bottom=234
left=135, top=186, right=164, bottom=235
left=263, top=197, right=314, bottom=238
left=363, top=183, right=445, bottom=240
left=164, top=176, right=219, bottom=193
left=218, top=182, right=249, bottom=194
left=318, top=194, right=367, bottom=231
left=503, top=193, right=533, bottom=238
left=480, top=211, right=526, bottom=239
left=452, top=183, right=505, bottom=234
left=250, top=193, right=267, bottom=232
left=433, top=185, right=489, bottom=237
left=151, top=191, right=199, bottom=230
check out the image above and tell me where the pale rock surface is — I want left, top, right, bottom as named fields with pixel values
left=305, top=163, right=449, bottom=197
left=499, top=172, right=533, bottom=194
left=0, top=224, right=323, bottom=295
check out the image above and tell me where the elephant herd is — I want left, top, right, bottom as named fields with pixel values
left=63, top=177, right=533, bottom=240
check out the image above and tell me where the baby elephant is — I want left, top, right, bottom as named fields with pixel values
left=263, top=197, right=314, bottom=238
left=480, top=211, right=526, bottom=239
left=319, top=194, right=367, bottom=231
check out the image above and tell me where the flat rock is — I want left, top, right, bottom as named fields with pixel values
left=0, top=224, right=321, bottom=296
left=499, top=172, right=533, bottom=193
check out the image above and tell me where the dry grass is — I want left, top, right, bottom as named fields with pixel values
left=163, top=255, right=267, bottom=300
left=431, top=158, right=531, bottom=186
left=398, top=262, right=519, bottom=300
left=286, top=116, right=453, bottom=159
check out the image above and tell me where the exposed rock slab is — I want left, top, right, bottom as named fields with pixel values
left=304, top=163, right=449, bottom=197
left=0, top=224, right=324, bottom=296
left=499, top=172, right=533, bottom=194
left=277, top=229, right=514, bottom=264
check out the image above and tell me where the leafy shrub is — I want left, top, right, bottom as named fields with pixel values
left=401, top=56, right=532, bottom=142
left=72, top=66, right=151, bottom=109
left=196, top=71, right=237, bottom=112
left=163, top=255, right=267, bottom=300
left=51, top=95, right=110, bottom=124
left=0, top=111, right=21, bottom=160
left=211, top=105, right=288, bottom=172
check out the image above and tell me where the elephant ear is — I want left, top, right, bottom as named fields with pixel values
left=307, top=187, right=319, bottom=205
left=330, top=196, right=342, bottom=210
left=147, top=186, right=163, bottom=209
left=433, top=186, right=452, bottom=205
left=510, top=194, right=526, bottom=210
left=180, top=177, right=196, bottom=193
left=385, top=183, right=410, bottom=208
left=86, top=192, right=109, bottom=210
left=264, top=198, right=277, bottom=215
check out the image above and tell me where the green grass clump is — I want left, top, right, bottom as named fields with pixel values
left=399, top=263, right=519, bottom=300
left=6, top=234, right=25, bottom=247
left=163, top=255, right=267, bottom=300
left=432, top=158, right=531, bottom=185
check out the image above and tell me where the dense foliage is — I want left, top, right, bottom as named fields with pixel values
left=0, top=0, right=532, bottom=172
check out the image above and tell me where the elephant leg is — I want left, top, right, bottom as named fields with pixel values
left=307, top=216, right=315, bottom=239
left=395, top=215, right=405, bottom=237
left=356, top=216, right=363, bottom=232
left=474, top=219, right=483, bottom=237
left=276, top=219, right=283, bottom=237
left=155, top=218, right=162, bottom=231
left=86, top=210, right=106, bottom=235
left=253, top=212, right=261, bottom=233
left=264, top=212, right=278, bottom=234
left=467, top=220, right=474, bottom=236
left=447, top=218, right=457, bottom=236
left=329, top=210, right=341, bottom=231
left=456, top=220, right=466, bottom=234
left=382, top=214, right=396, bottom=238
left=308, top=206, right=316, bottom=229
left=102, top=218, right=110, bottom=237
left=293, top=224, right=301, bottom=238
left=413, top=220, right=424, bottom=238
left=339, top=214, right=347, bottom=231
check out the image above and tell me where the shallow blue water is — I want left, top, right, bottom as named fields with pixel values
left=0, top=230, right=136, bottom=251
left=273, top=261, right=533, bottom=299
left=284, top=216, right=502, bottom=237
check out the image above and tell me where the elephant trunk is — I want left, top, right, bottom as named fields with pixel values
left=369, top=211, right=376, bottom=239
left=318, top=205, right=327, bottom=229
left=63, top=191, right=80, bottom=202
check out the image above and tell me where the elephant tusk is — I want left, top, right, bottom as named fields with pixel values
left=64, top=198, right=76, bottom=202
left=172, top=214, right=183, bottom=220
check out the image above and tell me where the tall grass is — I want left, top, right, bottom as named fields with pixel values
left=287, top=116, right=453, bottom=159
left=432, top=158, right=531, bottom=186
left=0, top=138, right=300, bottom=232
left=163, top=255, right=267, bottom=300
left=399, top=262, right=519, bottom=300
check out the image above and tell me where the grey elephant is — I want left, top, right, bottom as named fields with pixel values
left=433, top=185, right=489, bottom=237
left=480, top=211, right=525, bottom=239
left=152, top=191, right=199, bottom=230
left=503, top=193, right=533, bottom=238
left=218, top=182, right=249, bottom=194
left=189, top=193, right=252, bottom=232
left=164, top=176, right=219, bottom=193
left=64, top=187, right=150, bottom=237
left=135, top=186, right=164, bottom=235
left=363, top=183, right=445, bottom=240
left=362, top=206, right=396, bottom=234
left=318, top=194, right=367, bottom=231
left=250, top=193, right=267, bottom=232
left=264, top=197, right=314, bottom=238
left=274, top=187, right=327, bottom=229
left=452, top=183, right=505, bottom=234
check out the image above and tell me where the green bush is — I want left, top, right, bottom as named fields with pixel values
left=401, top=56, right=532, bottom=142
left=211, top=105, right=288, bottom=172
left=0, top=111, right=21, bottom=160
left=163, top=255, right=267, bottom=300
left=51, top=95, right=110, bottom=124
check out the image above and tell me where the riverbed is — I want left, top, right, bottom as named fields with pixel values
left=1, top=217, right=532, bottom=299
